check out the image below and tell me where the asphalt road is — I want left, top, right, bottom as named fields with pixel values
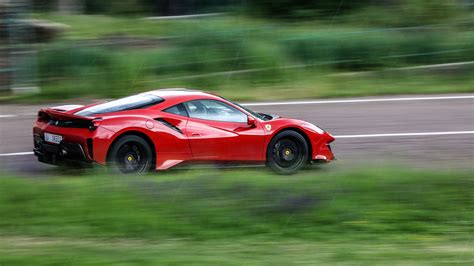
left=1, top=94, right=473, bottom=175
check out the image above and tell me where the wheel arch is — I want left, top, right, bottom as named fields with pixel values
left=267, top=127, right=312, bottom=162
left=106, top=130, right=157, bottom=166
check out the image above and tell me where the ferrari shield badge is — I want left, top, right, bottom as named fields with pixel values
left=265, top=124, right=272, bottom=131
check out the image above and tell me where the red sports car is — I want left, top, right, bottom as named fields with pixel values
left=33, top=89, right=335, bottom=174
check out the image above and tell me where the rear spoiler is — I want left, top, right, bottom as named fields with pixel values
left=38, top=109, right=102, bottom=130
left=39, top=108, right=95, bottom=121
left=49, top=104, right=84, bottom=112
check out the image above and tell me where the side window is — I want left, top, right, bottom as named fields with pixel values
left=163, top=104, right=188, bottom=117
left=183, top=100, right=247, bottom=123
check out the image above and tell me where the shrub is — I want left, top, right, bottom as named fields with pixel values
left=282, top=30, right=471, bottom=70
left=38, top=44, right=149, bottom=98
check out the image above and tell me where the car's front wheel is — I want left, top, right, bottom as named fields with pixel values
left=266, top=130, right=309, bottom=174
left=107, top=135, right=153, bottom=174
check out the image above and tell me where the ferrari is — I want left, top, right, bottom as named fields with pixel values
left=33, top=89, right=335, bottom=174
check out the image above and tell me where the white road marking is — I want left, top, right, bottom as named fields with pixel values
left=1, top=131, right=473, bottom=158
left=242, top=95, right=474, bottom=106
left=334, top=131, right=474, bottom=139
left=0, top=152, right=34, bottom=157
left=0, top=114, right=36, bottom=118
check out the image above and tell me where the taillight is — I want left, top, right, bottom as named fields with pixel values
left=37, top=111, right=49, bottom=123
left=88, top=118, right=102, bottom=131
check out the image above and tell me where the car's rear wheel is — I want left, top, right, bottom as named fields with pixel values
left=266, top=130, right=309, bottom=174
left=107, top=135, right=153, bottom=174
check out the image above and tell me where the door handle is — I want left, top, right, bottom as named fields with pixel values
left=191, top=133, right=201, bottom=137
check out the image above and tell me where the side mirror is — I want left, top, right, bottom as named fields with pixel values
left=247, top=116, right=257, bottom=127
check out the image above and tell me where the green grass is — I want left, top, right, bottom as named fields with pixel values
left=17, top=66, right=474, bottom=102
left=3, top=13, right=469, bottom=102
left=0, top=168, right=473, bottom=264
left=34, top=14, right=177, bottom=39
left=33, top=14, right=273, bottom=40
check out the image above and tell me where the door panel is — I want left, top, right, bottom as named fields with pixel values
left=186, top=118, right=265, bottom=161
left=180, top=99, right=266, bottom=161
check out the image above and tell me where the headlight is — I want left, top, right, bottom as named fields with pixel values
left=301, top=122, right=325, bottom=134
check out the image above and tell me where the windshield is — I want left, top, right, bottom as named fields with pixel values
left=75, top=94, right=164, bottom=116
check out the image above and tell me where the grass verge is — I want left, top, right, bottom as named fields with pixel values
left=0, top=168, right=473, bottom=264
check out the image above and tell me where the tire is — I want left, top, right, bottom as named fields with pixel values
left=266, top=130, right=309, bottom=174
left=107, top=135, right=153, bottom=174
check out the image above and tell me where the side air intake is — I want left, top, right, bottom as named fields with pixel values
left=154, top=118, right=183, bottom=134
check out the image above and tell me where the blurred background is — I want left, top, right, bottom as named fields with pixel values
left=0, top=1, right=473, bottom=265
left=1, top=0, right=473, bottom=100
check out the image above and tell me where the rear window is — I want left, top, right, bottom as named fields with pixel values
left=163, top=104, right=188, bottom=117
left=75, top=94, right=164, bottom=116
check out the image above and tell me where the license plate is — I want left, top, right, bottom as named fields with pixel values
left=44, top=133, right=63, bottom=144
